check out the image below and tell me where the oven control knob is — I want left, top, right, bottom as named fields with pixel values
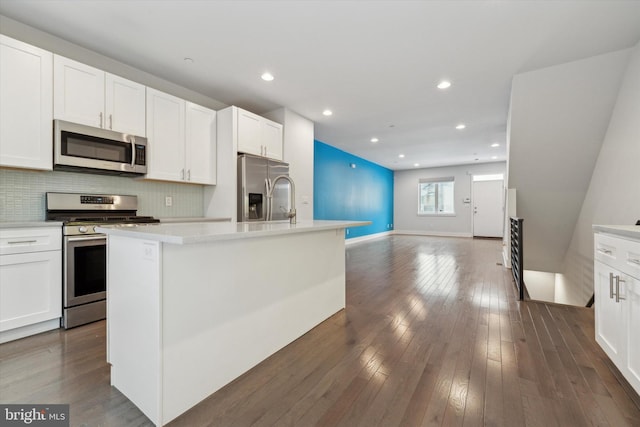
left=79, top=226, right=88, bottom=233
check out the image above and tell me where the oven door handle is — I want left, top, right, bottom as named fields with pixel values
left=67, top=235, right=107, bottom=243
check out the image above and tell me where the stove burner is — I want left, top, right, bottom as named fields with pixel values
left=62, top=216, right=160, bottom=225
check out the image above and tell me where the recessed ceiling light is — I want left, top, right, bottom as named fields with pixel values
left=261, top=72, right=274, bottom=81
left=371, top=137, right=379, bottom=143
left=414, top=163, right=420, bottom=167
left=437, top=80, right=451, bottom=89
left=491, top=143, right=500, bottom=148
left=398, top=154, right=405, bottom=158
left=456, top=123, right=466, bottom=130
left=322, top=109, right=333, bottom=116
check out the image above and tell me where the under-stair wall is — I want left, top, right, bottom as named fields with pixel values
left=561, top=41, right=640, bottom=306
left=507, top=48, right=631, bottom=283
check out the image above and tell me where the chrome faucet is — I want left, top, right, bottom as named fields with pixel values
left=267, top=175, right=296, bottom=224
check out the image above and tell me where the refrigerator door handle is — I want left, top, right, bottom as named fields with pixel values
left=265, top=178, right=272, bottom=221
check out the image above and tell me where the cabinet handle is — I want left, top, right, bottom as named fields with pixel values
left=609, top=272, right=615, bottom=299
left=628, top=258, right=640, bottom=266
left=109, top=114, right=113, bottom=129
left=615, top=275, right=626, bottom=303
left=181, top=169, right=185, bottom=180
left=598, top=248, right=612, bottom=255
left=99, top=112, right=103, bottom=128
left=8, top=240, right=37, bottom=245
left=187, top=169, right=191, bottom=181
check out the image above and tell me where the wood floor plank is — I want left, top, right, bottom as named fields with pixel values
left=1, top=235, right=639, bottom=427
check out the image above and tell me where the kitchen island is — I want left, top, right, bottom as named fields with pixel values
left=97, top=220, right=369, bottom=426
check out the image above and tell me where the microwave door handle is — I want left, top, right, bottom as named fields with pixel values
left=130, top=137, right=136, bottom=167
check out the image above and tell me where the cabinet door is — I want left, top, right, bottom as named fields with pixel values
left=594, top=260, right=623, bottom=363
left=0, top=250, right=62, bottom=332
left=262, top=119, right=283, bottom=160
left=146, top=88, right=185, bottom=182
left=105, top=73, right=146, bottom=136
left=237, top=109, right=263, bottom=156
left=185, top=102, right=216, bottom=185
left=622, top=273, right=640, bottom=393
left=0, top=35, right=53, bottom=170
left=54, top=55, right=104, bottom=127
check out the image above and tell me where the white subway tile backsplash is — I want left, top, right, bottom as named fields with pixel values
left=0, top=169, right=204, bottom=221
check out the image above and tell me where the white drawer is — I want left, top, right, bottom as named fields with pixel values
left=0, top=227, right=61, bottom=255
left=619, top=238, right=640, bottom=280
left=595, top=232, right=640, bottom=278
left=595, top=233, right=622, bottom=267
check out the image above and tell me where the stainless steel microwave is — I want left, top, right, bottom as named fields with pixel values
left=54, top=120, right=147, bottom=176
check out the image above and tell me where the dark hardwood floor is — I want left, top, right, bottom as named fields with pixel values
left=1, top=235, right=639, bottom=426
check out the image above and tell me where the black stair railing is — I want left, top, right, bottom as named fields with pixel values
left=510, top=217, right=525, bottom=300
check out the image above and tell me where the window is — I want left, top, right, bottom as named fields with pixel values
left=473, top=173, right=504, bottom=182
left=418, top=177, right=455, bottom=215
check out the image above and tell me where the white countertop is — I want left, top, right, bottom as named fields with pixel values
left=593, top=225, right=640, bottom=240
left=158, top=217, right=232, bottom=223
left=0, top=221, right=63, bottom=229
left=97, top=220, right=370, bottom=244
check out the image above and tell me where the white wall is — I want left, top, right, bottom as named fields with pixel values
left=264, top=108, right=314, bottom=221
left=561, top=41, right=640, bottom=306
left=394, top=162, right=505, bottom=236
left=507, top=49, right=631, bottom=273
left=523, top=270, right=556, bottom=302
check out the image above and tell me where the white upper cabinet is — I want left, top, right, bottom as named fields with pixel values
left=146, top=88, right=186, bottom=182
left=105, top=73, right=147, bottom=136
left=185, top=102, right=217, bottom=185
left=54, top=55, right=146, bottom=136
left=0, top=35, right=53, bottom=171
left=236, top=108, right=283, bottom=160
left=262, top=119, right=284, bottom=160
left=146, top=88, right=216, bottom=185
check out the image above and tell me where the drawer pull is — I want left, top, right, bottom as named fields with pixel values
left=598, top=248, right=613, bottom=255
left=627, top=258, right=640, bottom=266
left=7, top=240, right=37, bottom=245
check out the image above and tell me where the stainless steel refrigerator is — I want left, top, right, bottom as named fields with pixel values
left=237, top=154, right=290, bottom=222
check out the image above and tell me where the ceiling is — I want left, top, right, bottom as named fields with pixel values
left=1, top=1, right=640, bottom=170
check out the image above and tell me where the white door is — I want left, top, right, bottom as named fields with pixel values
left=53, top=55, right=104, bottom=128
left=473, top=179, right=504, bottom=237
left=146, top=88, right=185, bottom=182
left=0, top=35, right=53, bottom=170
left=185, top=102, right=216, bottom=185
left=105, top=73, right=146, bottom=136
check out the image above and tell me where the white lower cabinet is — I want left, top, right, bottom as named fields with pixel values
left=594, top=231, right=640, bottom=395
left=0, top=227, right=62, bottom=343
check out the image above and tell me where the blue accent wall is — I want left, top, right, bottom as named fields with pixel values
left=314, top=140, right=394, bottom=239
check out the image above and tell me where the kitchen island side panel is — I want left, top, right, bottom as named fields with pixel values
left=160, top=228, right=346, bottom=424
left=107, top=235, right=162, bottom=425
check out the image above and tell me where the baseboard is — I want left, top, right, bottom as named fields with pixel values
left=393, top=229, right=473, bottom=238
left=345, top=231, right=393, bottom=245
left=502, top=248, right=511, bottom=268
left=0, top=318, right=60, bottom=344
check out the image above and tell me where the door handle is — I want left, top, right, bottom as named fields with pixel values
left=615, top=275, right=626, bottom=303
left=609, top=272, right=615, bottom=299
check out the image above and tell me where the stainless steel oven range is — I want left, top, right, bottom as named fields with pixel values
left=46, top=192, right=159, bottom=329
